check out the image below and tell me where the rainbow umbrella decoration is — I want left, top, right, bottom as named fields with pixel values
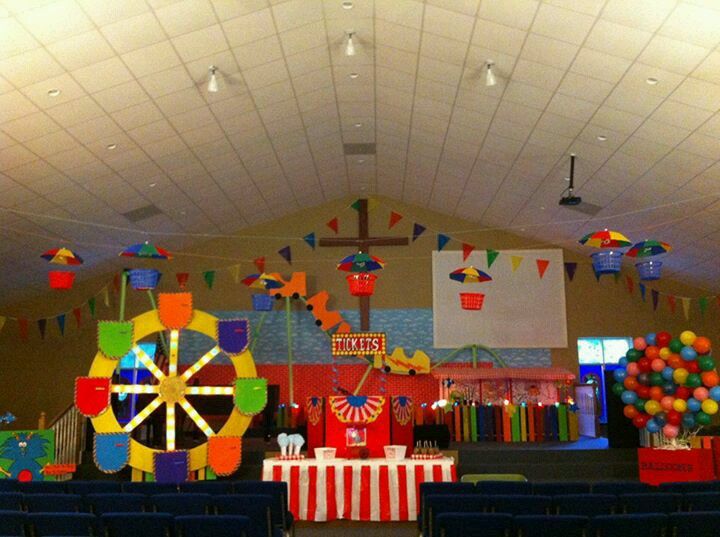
left=119, top=241, right=172, bottom=259
left=449, top=266, right=492, bottom=283
left=41, top=247, right=84, bottom=265
left=625, top=240, right=672, bottom=258
left=578, top=230, right=631, bottom=248
left=242, top=273, right=282, bottom=289
left=337, top=251, right=385, bottom=272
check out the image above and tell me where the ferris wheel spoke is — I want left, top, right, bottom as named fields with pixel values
left=180, top=345, right=221, bottom=382
left=168, top=330, right=180, bottom=376
left=132, top=345, right=166, bottom=381
left=123, top=396, right=162, bottom=432
left=111, top=385, right=160, bottom=394
left=166, top=403, right=176, bottom=451
left=185, top=385, right=234, bottom=395
left=179, top=398, right=214, bottom=437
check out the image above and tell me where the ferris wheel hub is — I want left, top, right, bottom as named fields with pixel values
left=159, top=376, right=187, bottom=404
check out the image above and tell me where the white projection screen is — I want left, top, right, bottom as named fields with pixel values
left=432, top=249, right=568, bottom=349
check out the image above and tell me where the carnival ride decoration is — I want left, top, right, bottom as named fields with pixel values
left=579, top=229, right=631, bottom=275
left=449, top=266, right=492, bottom=311
left=74, top=291, right=266, bottom=481
left=336, top=251, right=385, bottom=297
left=626, top=240, right=672, bottom=281
left=42, top=247, right=83, bottom=290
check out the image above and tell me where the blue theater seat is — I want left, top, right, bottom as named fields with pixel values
left=29, top=512, right=97, bottom=536
left=436, top=512, right=512, bottom=537
left=175, top=515, right=250, bottom=537
left=24, top=493, right=83, bottom=512
left=179, top=481, right=233, bottom=494
left=66, top=480, right=122, bottom=495
left=212, top=494, right=282, bottom=537
left=86, top=492, right=147, bottom=514
left=0, top=510, right=26, bottom=536
left=531, top=481, right=591, bottom=495
left=514, top=514, right=589, bottom=537
left=683, top=491, right=720, bottom=511
left=475, top=481, right=532, bottom=495
left=485, top=494, right=552, bottom=516
left=592, top=481, right=649, bottom=495
left=619, top=492, right=682, bottom=514
left=553, top=493, right=617, bottom=516
left=425, top=494, right=488, bottom=537
left=591, top=513, right=667, bottom=537
left=152, top=493, right=211, bottom=516
left=670, top=511, right=720, bottom=537
left=232, top=481, right=292, bottom=531
left=0, top=492, right=22, bottom=510
left=101, top=512, right=174, bottom=537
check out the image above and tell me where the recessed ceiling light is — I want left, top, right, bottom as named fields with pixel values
left=349, top=72, right=359, bottom=79
left=596, top=135, right=607, bottom=141
left=540, top=206, right=546, bottom=211
left=106, top=143, right=117, bottom=150
left=353, top=123, right=363, bottom=128
left=356, top=158, right=366, bottom=163
left=646, top=77, right=659, bottom=85
left=149, top=182, right=157, bottom=188
left=342, top=1, right=353, bottom=9
left=47, top=88, right=61, bottom=97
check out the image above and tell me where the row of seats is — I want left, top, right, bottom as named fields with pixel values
left=454, top=479, right=720, bottom=496
left=0, top=480, right=268, bottom=495
left=432, top=512, right=720, bottom=537
left=0, top=511, right=268, bottom=537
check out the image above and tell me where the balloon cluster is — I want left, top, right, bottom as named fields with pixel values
left=613, top=331, right=719, bottom=438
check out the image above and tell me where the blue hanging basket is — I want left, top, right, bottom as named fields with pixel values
left=128, top=269, right=161, bottom=290
left=591, top=251, right=623, bottom=274
left=636, top=260, right=662, bottom=281
left=252, top=293, right=274, bottom=312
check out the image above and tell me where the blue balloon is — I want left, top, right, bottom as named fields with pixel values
left=709, top=386, right=720, bottom=402
left=681, top=346, right=698, bottom=361
left=619, top=357, right=629, bottom=368
left=621, top=390, right=638, bottom=404
left=661, top=367, right=675, bottom=381
left=682, top=413, right=696, bottom=428
left=653, top=412, right=667, bottom=426
left=687, top=398, right=702, bottom=412
left=613, top=369, right=627, bottom=382
left=645, top=333, right=657, bottom=346
left=662, top=382, right=677, bottom=395
left=646, top=419, right=661, bottom=433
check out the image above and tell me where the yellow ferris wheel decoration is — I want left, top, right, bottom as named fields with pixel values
left=75, top=292, right=265, bottom=479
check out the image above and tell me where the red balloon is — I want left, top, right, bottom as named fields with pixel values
left=645, top=346, right=660, bottom=360
left=667, top=409, right=681, bottom=426
left=638, top=357, right=652, bottom=373
left=624, top=376, right=639, bottom=390
left=624, top=405, right=639, bottom=419
left=656, top=332, right=672, bottom=348
left=667, top=354, right=684, bottom=369
left=649, top=386, right=664, bottom=401
left=701, top=371, right=720, bottom=388
left=632, top=413, right=650, bottom=429
left=675, top=386, right=692, bottom=400
left=686, top=361, right=701, bottom=374
left=636, top=385, right=651, bottom=399
left=693, top=336, right=712, bottom=355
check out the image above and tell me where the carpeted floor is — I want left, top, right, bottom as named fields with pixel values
left=295, top=521, right=417, bottom=536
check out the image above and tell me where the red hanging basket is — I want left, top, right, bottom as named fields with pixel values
left=346, top=272, right=377, bottom=297
left=49, top=270, right=75, bottom=290
left=459, top=292, right=485, bottom=310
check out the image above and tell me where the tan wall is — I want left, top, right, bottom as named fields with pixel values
left=0, top=196, right=716, bottom=428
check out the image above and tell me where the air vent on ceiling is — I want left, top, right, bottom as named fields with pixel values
left=121, top=204, right=163, bottom=223
left=561, top=201, right=603, bottom=216
left=344, top=143, right=376, bottom=155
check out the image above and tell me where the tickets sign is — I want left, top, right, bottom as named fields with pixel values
left=331, top=332, right=386, bottom=356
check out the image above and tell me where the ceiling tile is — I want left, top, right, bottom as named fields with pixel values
left=478, top=0, right=539, bottom=31
left=584, top=19, right=652, bottom=60
left=0, top=47, right=64, bottom=88
left=72, top=57, right=134, bottom=94
left=0, top=17, right=41, bottom=60
left=46, top=29, right=116, bottom=71
left=138, top=65, right=196, bottom=98
left=658, top=2, right=720, bottom=48
left=272, top=0, right=322, bottom=33
left=93, top=80, right=148, bottom=113
left=172, top=24, right=228, bottom=62
left=602, top=0, right=676, bottom=32
left=1, top=112, right=61, bottom=142
left=375, top=20, right=420, bottom=53
left=17, top=0, right=93, bottom=44
left=121, top=41, right=183, bottom=79
left=571, top=48, right=632, bottom=83
left=531, top=3, right=595, bottom=45
left=76, top=0, right=150, bottom=26
left=0, top=91, right=39, bottom=123
left=557, top=72, right=614, bottom=103
left=45, top=95, right=104, bottom=127
left=100, top=12, right=166, bottom=54
left=232, top=35, right=284, bottom=70
left=375, top=0, right=423, bottom=29
left=222, top=8, right=275, bottom=47
left=155, top=0, right=217, bottom=37
left=111, top=100, right=165, bottom=130
left=670, top=77, right=720, bottom=111
left=423, top=4, right=475, bottom=42
left=638, top=35, right=710, bottom=76
left=520, top=33, right=579, bottom=70
left=21, top=73, right=85, bottom=108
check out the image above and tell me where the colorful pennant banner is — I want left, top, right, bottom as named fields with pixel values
left=462, top=243, right=474, bottom=261
left=278, top=246, right=292, bottom=264
left=536, top=259, right=549, bottom=279
left=437, top=233, right=450, bottom=251
left=326, top=217, right=339, bottom=234
left=303, top=232, right=316, bottom=250
left=510, top=255, right=523, bottom=272
left=487, top=249, right=500, bottom=268
left=203, top=270, right=216, bottom=289
left=412, top=223, right=426, bottom=242
left=564, top=262, right=577, bottom=281
left=388, top=211, right=403, bottom=229
left=176, top=272, right=189, bottom=289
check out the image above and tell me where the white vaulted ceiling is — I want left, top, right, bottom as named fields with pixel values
left=2, top=0, right=720, bottom=303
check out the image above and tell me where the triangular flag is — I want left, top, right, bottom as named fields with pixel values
left=667, top=295, right=676, bottom=314
left=88, top=297, right=96, bottom=318
left=37, top=319, right=46, bottom=340
left=487, top=249, right=500, bottom=268
left=625, top=276, right=634, bottom=294
left=367, top=198, right=379, bottom=211
left=462, top=243, right=475, bottom=261
left=102, top=287, right=110, bottom=307
left=203, top=270, right=215, bottom=289
left=651, top=290, right=659, bottom=311
left=594, top=269, right=601, bottom=282
left=254, top=257, right=265, bottom=273
left=389, top=211, right=403, bottom=229
left=326, top=217, right=339, bottom=234
left=229, top=265, right=240, bottom=284
left=303, top=232, right=316, bottom=250
left=510, top=255, right=523, bottom=272
left=350, top=199, right=361, bottom=211
left=18, top=318, right=29, bottom=342
left=412, top=223, right=426, bottom=241
left=699, top=296, right=709, bottom=316
left=176, top=272, right=189, bottom=290
left=278, top=246, right=292, bottom=264
left=113, top=273, right=121, bottom=293
left=56, top=314, right=66, bottom=336
left=682, top=297, right=691, bottom=320
left=639, top=283, right=646, bottom=302
left=564, top=262, right=577, bottom=281
left=73, top=307, right=82, bottom=327
left=536, top=259, right=550, bottom=279
left=437, top=234, right=450, bottom=251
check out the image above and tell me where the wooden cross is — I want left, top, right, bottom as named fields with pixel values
left=319, top=199, right=409, bottom=331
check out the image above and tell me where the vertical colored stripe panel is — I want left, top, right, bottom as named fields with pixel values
left=306, top=465, right=317, bottom=521
left=528, top=406, right=535, bottom=442
left=470, top=405, right=478, bottom=442
left=414, top=464, right=425, bottom=516
left=379, top=465, right=390, bottom=521
left=494, top=407, right=503, bottom=442
left=326, top=465, right=337, bottom=521
left=558, top=404, right=569, bottom=441
left=550, top=406, right=559, bottom=440
left=272, top=465, right=282, bottom=481
left=536, top=407, right=545, bottom=441
left=289, top=465, right=300, bottom=518
left=432, top=464, right=443, bottom=482
left=511, top=408, right=520, bottom=442
left=454, top=407, right=462, bottom=442
left=520, top=405, right=527, bottom=442
left=502, top=407, right=512, bottom=442
left=343, top=465, right=353, bottom=519
left=359, top=465, right=371, bottom=520
left=397, top=464, right=409, bottom=521
left=462, top=405, right=470, bottom=442
left=568, top=409, right=579, bottom=441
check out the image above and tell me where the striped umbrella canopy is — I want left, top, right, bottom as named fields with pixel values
left=337, top=251, right=385, bottom=272
left=241, top=272, right=283, bottom=289
left=579, top=230, right=631, bottom=248
left=625, top=240, right=672, bottom=258
left=41, top=247, right=84, bottom=265
left=449, top=266, right=492, bottom=284
left=119, top=241, right=172, bottom=259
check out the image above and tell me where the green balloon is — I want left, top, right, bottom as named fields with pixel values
left=626, top=349, right=643, bottom=362
left=634, top=398, right=648, bottom=412
left=669, top=338, right=684, bottom=353
left=612, top=383, right=625, bottom=396
left=698, top=355, right=715, bottom=372
left=696, top=411, right=712, bottom=426
left=686, top=373, right=703, bottom=388
left=649, top=372, right=664, bottom=386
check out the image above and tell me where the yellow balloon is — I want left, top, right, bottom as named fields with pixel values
left=680, top=330, right=697, bottom=346
left=659, top=347, right=671, bottom=360
left=673, top=399, right=687, bottom=413
left=645, top=400, right=661, bottom=415
left=701, top=399, right=719, bottom=415
left=673, top=368, right=689, bottom=384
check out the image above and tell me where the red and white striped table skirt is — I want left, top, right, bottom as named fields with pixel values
left=262, top=457, right=456, bottom=522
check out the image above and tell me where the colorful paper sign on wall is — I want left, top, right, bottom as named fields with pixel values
left=0, top=430, right=55, bottom=482
left=218, top=319, right=250, bottom=355
left=234, top=378, right=268, bottom=416
left=97, top=321, right=134, bottom=359
left=331, top=332, right=386, bottom=356
left=208, top=436, right=242, bottom=476
left=93, top=433, right=130, bottom=473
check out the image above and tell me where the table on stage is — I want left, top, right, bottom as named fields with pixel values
left=262, top=457, right=456, bottom=522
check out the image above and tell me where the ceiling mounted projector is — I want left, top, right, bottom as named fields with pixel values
left=559, top=153, right=582, bottom=206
